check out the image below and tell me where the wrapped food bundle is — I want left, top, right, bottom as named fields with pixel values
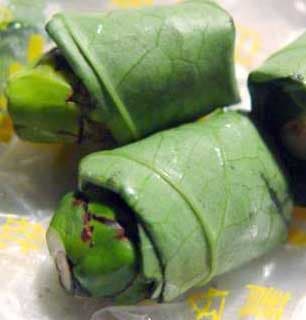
left=6, top=0, right=239, bottom=145
left=47, top=110, right=292, bottom=304
left=249, top=33, right=306, bottom=204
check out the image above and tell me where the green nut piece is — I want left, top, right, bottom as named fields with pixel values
left=6, top=54, right=81, bottom=143
left=46, top=192, right=137, bottom=297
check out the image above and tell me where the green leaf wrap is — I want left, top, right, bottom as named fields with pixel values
left=46, top=0, right=239, bottom=144
left=78, top=110, right=291, bottom=302
left=249, top=32, right=306, bottom=204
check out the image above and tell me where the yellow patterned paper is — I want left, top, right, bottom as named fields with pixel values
left=0, top=216, right=45, bottom=253
left=0, top=111, right=13, bottom=142
left=0, top=95, right=13, bottom=143
left=111, top=0, right=153, bottom=8
left=188, top=288, right=229, bottom=320
left=236, top=25, right=262, bottom=69
left=239, top=285, right=291, bottom=320
left=27, top=34, right=45, bottom=63
left=0, top=31, right=45, bottom=143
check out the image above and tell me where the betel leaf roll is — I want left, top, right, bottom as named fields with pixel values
left=7, top=0, right=239, bottom=144
left=47, top=110, right=291, bottom=304
left=249, top=32, right=306, bottom=204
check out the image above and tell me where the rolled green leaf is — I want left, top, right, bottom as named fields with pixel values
left=249, top=32, right=306, bottom=204
left=47, top=110, right=291, bottom=304
left=7, top=0, right=239, bottom=144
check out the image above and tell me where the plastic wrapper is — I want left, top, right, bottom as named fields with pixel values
left=1, top=0, right=306, bottom=319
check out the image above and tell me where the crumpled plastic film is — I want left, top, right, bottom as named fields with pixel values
left=92, top=302, right=193, bottom=320
left=1, top=0, right=306, bottom=320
